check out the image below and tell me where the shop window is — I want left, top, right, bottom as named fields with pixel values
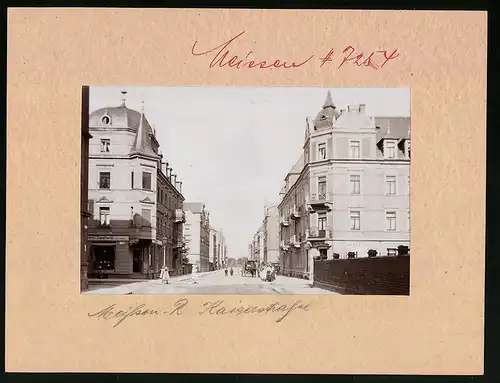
left=94, top=246, right=115, bottom=270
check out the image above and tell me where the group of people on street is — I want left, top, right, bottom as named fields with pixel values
left=260, top=263, right=277, bottom=283
left=225, top=267, right=234, bottom=276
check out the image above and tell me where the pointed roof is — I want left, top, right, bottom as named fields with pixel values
left=314, top=90, right=341, bottom=127
left=130, top=102, right=159, bottom=157
left=323, top=90, right=335, bottom=109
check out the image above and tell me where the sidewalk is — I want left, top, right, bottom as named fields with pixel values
left=84, top=270, right=220, bottom=295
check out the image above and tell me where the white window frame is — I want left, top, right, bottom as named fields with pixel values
left=349, top=141, right=360, bottom=159
left=349, top=211, right=360, bottom=231
left=99, top=206, right=110, bottom=226
left=385, top=141, right=396, bottom=159
left=318, top=142, right=327, bottom=160
left=350, top=174, right=361, bottom=195
left=100, top=138, right=111, bottom=153
left=386, top=175, right=396, bottom=195
left=386, top=211, right=396, bottom=231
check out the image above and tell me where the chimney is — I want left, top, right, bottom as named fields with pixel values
left=173, top=174, right=177, bottom=184
left=167, top=167, right=172, bottom=179
left=178, top=181, right=183, bottom=194
left=359, top=104, right=366, bottom=114
left=341, top=108, right=346, bottom=115
left=120, top=89, right=127, bottom=106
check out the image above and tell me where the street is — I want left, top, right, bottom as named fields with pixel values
left=85, top=269, right=338, bottom=295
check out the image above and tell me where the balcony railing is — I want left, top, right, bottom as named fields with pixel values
left=174, top=209, right=186, bottom=224
left=306, top=192, right=334, bottom=212
left=289, top=234, right=300, bottom=247
left=280, top=216, right=290, bottom=226
left=306, top=226, right=333, bottom=240
left=173, top=236, right=185, bottom=248
left=289, top=206, right=300, bottom=219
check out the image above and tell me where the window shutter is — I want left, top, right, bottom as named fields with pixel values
left=327, top=137, right=332, bottom=159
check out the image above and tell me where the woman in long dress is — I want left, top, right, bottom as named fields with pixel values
left=191, top=266, right=199, bottom=284
left=161, top=266, right=170, bottom=284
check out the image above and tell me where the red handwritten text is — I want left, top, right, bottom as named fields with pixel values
left=190, top=32, right=400, bottom=72
left=191, top=31, right=315, bottom=70
left=336, top=46, right=400, bottom=70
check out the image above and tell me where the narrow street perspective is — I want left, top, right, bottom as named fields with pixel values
left=81, top=87, right=410, bottom=295
left=84, top=268, right=337, bottom=295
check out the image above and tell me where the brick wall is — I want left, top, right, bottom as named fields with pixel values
left=313, top=255, right=410, bottom=295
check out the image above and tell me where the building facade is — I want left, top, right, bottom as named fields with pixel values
left=184, top=202, right=211, bottom=272
left=216, top=229, right=227, bottom=268
left=263, top=204, right=280, bottom=265
left=248, top=205, right=280, bottom=267
left=87, top=90, right=186, bottom=279
left=278, top=91, right=410, bottom=279
left=156, top=163, right=186, bottom=276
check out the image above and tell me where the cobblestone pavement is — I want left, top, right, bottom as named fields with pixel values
left=84, top=269, right=338, bottom=295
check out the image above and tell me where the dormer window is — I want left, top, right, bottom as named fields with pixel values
left=101, top=115, right=111, bottom=125
left=385, top=141, right=396, bottom=159
left=405, top=140, right=411, bottom=158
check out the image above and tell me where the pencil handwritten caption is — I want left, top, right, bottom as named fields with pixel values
left=191, top=31, right=399, bottom=70
left=88, top=299, right=311, bottom=328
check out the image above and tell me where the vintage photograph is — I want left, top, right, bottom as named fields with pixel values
left=80, top=87, right=410, bottom=295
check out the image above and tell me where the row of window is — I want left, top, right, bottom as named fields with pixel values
left=158, top=184, right=181, bottom=210
left=316, top=140, right=410, bottom=160
left=348, top=210, right=409, bottom=231
left=280, top=210, right=409, bottom=234
left=283, top=174, right=409, bottom=215
left=98, top=171, right=152, bottom=190
left=97, top=206, right=152, bottom=227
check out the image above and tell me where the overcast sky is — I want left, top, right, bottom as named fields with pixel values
left=89, top=86, right=410, bottom=258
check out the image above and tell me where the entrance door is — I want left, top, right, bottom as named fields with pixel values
left=133, top=249, right=142, bottom=273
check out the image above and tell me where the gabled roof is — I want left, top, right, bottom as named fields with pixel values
left=375, top=117, right=410, bottom=142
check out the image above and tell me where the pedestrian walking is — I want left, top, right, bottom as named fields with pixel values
left=161, top=266, right=170, bottom=284
left=230, top=267, right=234, bottom=276
left=225, top=267, right=228, bottom=276
left=191, top=266, right=199, bottom=284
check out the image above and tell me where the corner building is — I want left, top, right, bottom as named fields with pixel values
left=278, top=91, right=410, bottom=279
left=87, top=92, right=185, bottom=279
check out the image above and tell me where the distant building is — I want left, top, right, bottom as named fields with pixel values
left=263, top=204, right=280, bottom=264
left=278, top=91, right=410, bottom=279
left=248, top=204, right=279, bottom=268
left=157, top=162, right=186, bottom=276
left=87, top=90, right=186, bottom=279
left=184, top=202, right=211, bottom=272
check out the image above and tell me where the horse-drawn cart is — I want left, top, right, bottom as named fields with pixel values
left=243, top=260, right=258, bottom=277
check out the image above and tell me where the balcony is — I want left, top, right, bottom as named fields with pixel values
left=306, top=226, right=333, bottom=241
left=280, top=216, right=290, bottom=227
left=289, top=206, right=300, bottom=220
left=173, top=235, right=185, bottom=249
left=174, top=209, right=186, bottom=224
left=280, top=240, right=290, bottom=251
left=306, top=192, right=333, bottom=212
left=289, top=235, right=300, bottom=248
